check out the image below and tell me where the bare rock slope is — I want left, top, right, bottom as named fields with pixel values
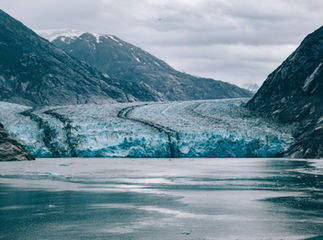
left=247, top=26, right=323, bottom=158
left=0, top=122, right=34, bottom=161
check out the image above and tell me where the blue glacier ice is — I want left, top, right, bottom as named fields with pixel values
left=0, top=99, right=295, bottom=158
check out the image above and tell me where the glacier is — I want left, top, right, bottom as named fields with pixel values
left=0, top=99, right=295, bottom=158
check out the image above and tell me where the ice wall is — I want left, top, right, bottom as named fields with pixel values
left=0, top=99, right=295, bottom=158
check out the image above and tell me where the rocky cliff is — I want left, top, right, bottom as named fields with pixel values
left=0, top=122, right=34, bottom=161
left=247, top=26, right=323, bottom=158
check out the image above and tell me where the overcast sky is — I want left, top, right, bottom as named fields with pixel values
left=2, top=0, right=323, bottom=87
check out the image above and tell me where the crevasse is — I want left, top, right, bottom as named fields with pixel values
left=0, top=99, right=295, bottom=158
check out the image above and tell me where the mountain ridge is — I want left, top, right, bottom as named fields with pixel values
left=48, top=30, right=252, bottom=101
left=0, top=9, right=252, bottom=107
left=247, top=26, right=323, bottom=158
left=0, top=10, right=143, bottom=106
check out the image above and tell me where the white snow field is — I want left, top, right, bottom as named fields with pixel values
left=0, top=99, right=295, bottom=158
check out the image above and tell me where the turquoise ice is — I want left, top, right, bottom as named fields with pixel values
left=0, top=99, right=295, bottom=158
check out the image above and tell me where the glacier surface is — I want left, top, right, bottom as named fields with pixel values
left=0, top=99, right=295, bottom=158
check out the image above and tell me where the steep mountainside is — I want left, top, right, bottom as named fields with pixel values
left=51, top=32, right=252, bottom=101
left=0, top=122, right=34, bottom=161
left=247, top=26, right=323, bottom=158
left=0, top=7, right=251, bottom=107
left=0, top=9, right=132, bottom=106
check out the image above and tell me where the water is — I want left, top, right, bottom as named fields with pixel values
left=0, top=158, right=322, bottom=240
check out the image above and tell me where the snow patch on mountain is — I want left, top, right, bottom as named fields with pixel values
left=36, top=28, right=85, bottom=41
left=108, top=35, right=119, bottom=43
left=131, top=53, right=141, bottom=63
left=303, top=62, right=322, bottom=92
left=91, top=33, right=102, bottom=43
left=243, top=83, right=259, bottom=93
left=38, top=29, right=126, bottom=47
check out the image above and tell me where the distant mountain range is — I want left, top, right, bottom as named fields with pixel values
left=0, top=10, right=133, bottom=106
left=47, top=30, right=252, bottom=102
left=243, top=83, right=259, bottom=93
left=37, top=28, right=85, bottom=41
left=0, top=9, right=251, bottom=107
left=247, top=26, right=323, bottom=158
left=2, top=8, right=321, bottom=160
left=0, top=9, right=252, bottom=161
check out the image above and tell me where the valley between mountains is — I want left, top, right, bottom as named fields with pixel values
left=0, top=8, right=322, bottom=160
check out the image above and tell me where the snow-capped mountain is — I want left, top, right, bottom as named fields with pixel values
left=0, top=10, right=132, bottom=106
left=0, top=7, right=251, bottom=107
left=0, top=10, right=251, bottom=160
left=247, top=26, right=323, bottom=158
left=47, top=30, right=252, bottom=101
left=243, top=83, right=259, bottom=93
left=37, top=28, right=85, bottom=41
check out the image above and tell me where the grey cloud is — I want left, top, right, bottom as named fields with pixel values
left=151, top=43, right=297, bottom=85
left=1, top=0, right=322, bottom=87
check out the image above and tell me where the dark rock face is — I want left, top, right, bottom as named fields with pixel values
left=52, top=33, right=252, bottom=101
left=0, top=10, right=129, bottom=106
left=247, top=26, right=323, bottom=158
left=0, top=122, right=34, bottom=161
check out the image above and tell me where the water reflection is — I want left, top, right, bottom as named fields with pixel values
left=0, top=158, right=322, bottom=240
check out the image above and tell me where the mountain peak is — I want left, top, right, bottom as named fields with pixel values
left=37, top=29, right=122, bottom=45
left=52, top=32, right=252, bottom=101
left=0, top=12, right=129, bottom=106
left=243, top=83, right=259, bottom=93
left=36, top=28, right=85, bottom=41
left=77, top=32, right=123, bottom=45
left=1, top=10, right=251, bottom=106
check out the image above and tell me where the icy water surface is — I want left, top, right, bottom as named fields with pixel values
left=0, top=158, right=322, bottom=240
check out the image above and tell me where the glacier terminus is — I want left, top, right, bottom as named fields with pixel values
left=0, top=99, right=295, bottom=158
